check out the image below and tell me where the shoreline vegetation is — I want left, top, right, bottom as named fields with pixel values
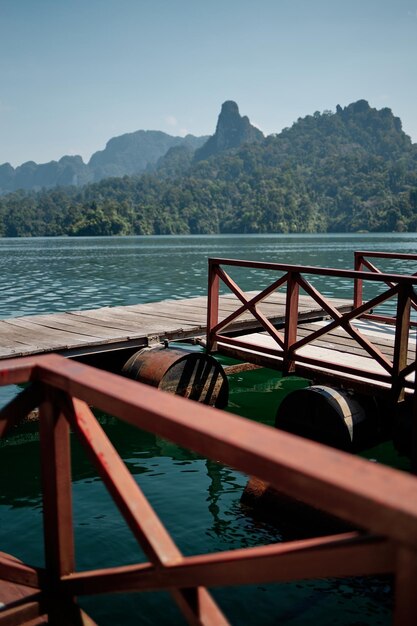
left=0, top=100, right=416, bottom=237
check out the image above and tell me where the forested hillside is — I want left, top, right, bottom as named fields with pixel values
left=1, top=99, right=416, bottom=236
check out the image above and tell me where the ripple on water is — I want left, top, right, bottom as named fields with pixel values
left=0, top=234, right=408, bottom=624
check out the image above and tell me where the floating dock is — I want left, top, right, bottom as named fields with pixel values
left=2, top=250, right=417, bottom=625
left=0, top=291, right=352, bottom=360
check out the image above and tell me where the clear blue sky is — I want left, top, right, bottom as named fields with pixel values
left=1, top=0, right=416, bottom=166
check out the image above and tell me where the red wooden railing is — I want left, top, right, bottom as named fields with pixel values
left=354, top=250, right=417, bottom=326
left=1, top=354, right=417, bottom=624
left=207, top=258, right=417, bottom=401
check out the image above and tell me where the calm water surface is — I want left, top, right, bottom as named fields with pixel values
left=1, top=232, right=416, bottom=318
left=2, top=233, right=415, bottom=624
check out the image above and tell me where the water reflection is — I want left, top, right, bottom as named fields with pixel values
left=0, top=233, right=406, bottom=624
left=0, top=371, right=393, bottom=624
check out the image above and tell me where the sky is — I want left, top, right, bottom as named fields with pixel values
left=0, top=0, right=416, bottom=167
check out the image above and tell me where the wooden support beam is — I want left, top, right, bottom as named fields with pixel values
left=0, top=384, right=43, bottom=438
left=61, top=394, right=229, bottom=625
left=394, top=547, right=417, bottom=626
left=61, top=394, right=183, bottom=566
left=171, top=588, right=230, bottom=626
left=0, top=554, right=43, bottom=589
left=283, top=272, right=299, bottom=375
left=391, top=284, right=412, bottom=404
left=0, top=597, right=44, bottom=626
left=206, top=264, right=220, bottom=352
left=34, top=355, right=417, bottom=551
left=38, top=388, right=75, bottom=580
left=61, top=533, right=394, bottom=596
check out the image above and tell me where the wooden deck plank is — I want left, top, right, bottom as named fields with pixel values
left=0, top=321, right=69, bottom=350
left=69, top=311, right=171, bottom=333
left=0, top=293, right=351, bottom=361
left=2, top=317, right=106, bottom=343
left=218, top=318, right=415, bottom=391
left=14, top=314, right=133, bottom=339
left=74, top=311, right=200, bottom=334
left=295, top=322, right=415, bottom=363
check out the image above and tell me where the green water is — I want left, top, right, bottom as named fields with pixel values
left=1, top=233, right=415, bottom=624
left=0, top=365, right=393, bottom=625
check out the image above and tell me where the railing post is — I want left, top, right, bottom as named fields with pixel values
left=353, top=252, right=363, bottom=309
left=412, top=326, right=417, bottom=475
left=391, top=284, right=411, bottom=406
left=283, top=272, right=299, bottom=375
left=394, top=547, right=417, bottom=625
left=207, top=260, right=220, bottom=353
left=39, top=386, right=75, bottom=620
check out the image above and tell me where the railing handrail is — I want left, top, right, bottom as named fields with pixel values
left=207, top=258, right=417, bottom=397
left=1, top=354, right=417, bottom=624
left=355, top=250, right=417, bottom=262
left=209, top=257, right=417, bottom=285
left=353, top=250, right=417, bottom=324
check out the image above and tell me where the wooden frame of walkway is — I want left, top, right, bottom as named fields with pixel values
left=206, top=255, right=417, bottom=399
left=1, top=354, right=417, bottom=625
left=2, top=252, right=417, bottom=623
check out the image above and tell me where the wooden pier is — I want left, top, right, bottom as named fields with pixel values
left=1, top=250, right=416, bottom=404
left=2, top=251, right=417, bottom=625
left=0, top=291, right=352, bottom=360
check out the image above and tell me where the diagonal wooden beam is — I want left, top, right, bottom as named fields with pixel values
left=212, top=271, right=288, bottom=335
left=0, top=596, right=45, bottom=626
left=33, top=355, right=417, bottom=551
left=292, top=284, right=401, bottom=353
left=0, top=384, right=43, bottom=439
left=0, top=553, right=43, bottom=589
left=297, top=275, right=395, bottom=373
left=61, top=394, right=182, bottom=567
left=60, top=394, right=229, bottom=626
left=214, top=267, right=285, bottom=349
left=171, top=588, right=230, bottom=626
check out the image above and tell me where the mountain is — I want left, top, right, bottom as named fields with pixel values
left=0, top=155, right=90, bottom=193
left=0, top=130, right=207, bottom=194
left=88, top=130, right=206, bottom=181
left=194, top=100, right=264, bottom=162
left=0, top=99, right=416, bottom=236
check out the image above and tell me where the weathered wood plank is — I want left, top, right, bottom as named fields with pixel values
left=297, top=322, right=415, bottom=362
left=3, top=318, right=105, bottom=343
left=69, top=311, right=166, bottom=332
left=14, top=315, right=130, bottom=339
left=0, top=293, right=352, bottom=361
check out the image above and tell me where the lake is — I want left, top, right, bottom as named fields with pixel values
left=1, top=232, right=417, bottom=319
left=1, top=233, right=415, bottom=624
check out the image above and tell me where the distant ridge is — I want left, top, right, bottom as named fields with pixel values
left=0, top=100, right=264, bottom=194
left=0, top=130, right=207, bottom=194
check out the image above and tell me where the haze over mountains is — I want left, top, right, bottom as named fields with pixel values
left=0, top=100, right=266, bottom=194
left=0, top=131, right=208, bottom=194
left=0, top=99, right=416, bottom=235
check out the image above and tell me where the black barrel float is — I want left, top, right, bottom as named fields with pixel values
left=241, top=385, right=378, bottom=523
left=122, top=344, right=229, bottom=408
left=275, top=385, right=378, bottom=452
